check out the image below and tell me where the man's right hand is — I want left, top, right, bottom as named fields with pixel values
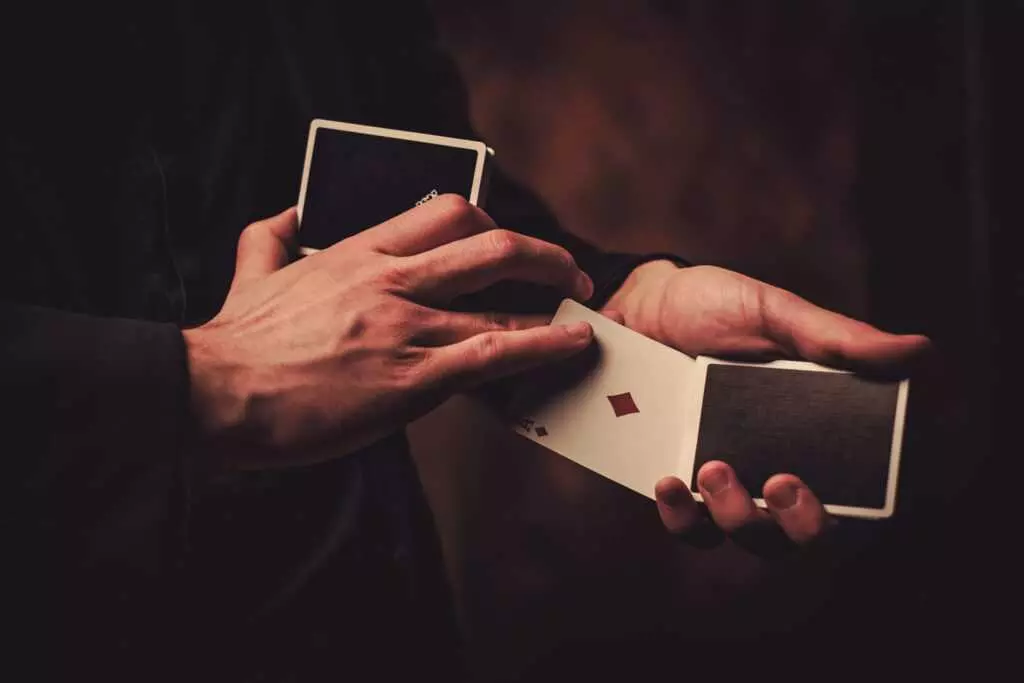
left=183, top=195, right=595, bottom=471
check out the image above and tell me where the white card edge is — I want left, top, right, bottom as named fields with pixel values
left=678, top=356, right=708, bottom=492
left=698, top=356, right=851, bottom=374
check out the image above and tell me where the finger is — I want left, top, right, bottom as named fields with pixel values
left=602, top=309, right=626, bottom=325
left=412, top=310, right=551, bottom=346
left=761, top=286, right=931, bottom=374
left=696, top=461, right=765, bottom=533
left=425, top=322, right=594, bottom=391
left=654, top=476, right=703, bottom=534
left=763, top=474, right=830, bottom=545
left=231, top=207, right=298, bottom=292
left=356, top=194, right=497, bottom=257
left=402, top=229, right=594, bottom=303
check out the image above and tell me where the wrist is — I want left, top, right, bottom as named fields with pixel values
left=182, top=325, right=248, bottom=449
left=604, top=259, right=679, bottom=339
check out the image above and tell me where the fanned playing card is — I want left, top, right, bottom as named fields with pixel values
left=508, top=299, right=698, bottom=499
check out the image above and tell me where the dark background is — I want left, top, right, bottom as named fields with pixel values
left=0, top=0, right=1012, bottom=677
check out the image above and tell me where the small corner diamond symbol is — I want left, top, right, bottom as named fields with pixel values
left=535, top=426, right=548, bottom=437
left=607, top=392, right=639, bottom=417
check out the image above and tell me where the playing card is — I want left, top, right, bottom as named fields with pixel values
left=508, top=299, right=698, bottom=498
left=508, top=300, right=909, bottom=519
left=296, top=119, right=490, bottom=253
left=681, top=358, right=909, bottom=518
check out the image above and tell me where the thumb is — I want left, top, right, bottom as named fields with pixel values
left=230, top=207, right=299, bottom=292
left=762, top=286, right=932, bottom=375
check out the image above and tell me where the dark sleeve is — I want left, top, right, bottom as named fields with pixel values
left=4, top=302, right=191, bottom=480
left=455, top=168, right=689, bottom=314
left=4, top=303, right=192, bottom=656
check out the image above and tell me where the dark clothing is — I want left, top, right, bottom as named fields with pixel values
left=2, top=2, right=665, bottom=680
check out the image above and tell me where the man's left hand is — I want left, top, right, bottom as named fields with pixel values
left=604, top=260, right=931, bottom=550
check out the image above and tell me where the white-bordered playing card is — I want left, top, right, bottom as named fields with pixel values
left=682, top=357, right=908, bottom=519
left=296, top=119, right=489, bottom=255
left=509, top=299, right=698, bottom=499
left=509, top=299, right=910, bottom=519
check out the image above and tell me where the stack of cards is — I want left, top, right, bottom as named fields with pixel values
left=509, top=300, right=909, bottom=519
left=296, top=119, right=491, bottom=254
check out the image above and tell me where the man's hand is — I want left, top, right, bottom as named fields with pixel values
left=184, top=195, right=595, bottom=471
left=606, top=261, right=929, bottom=369
left=606, top=260, right=931, bottom=549
left=655, top=466, right=829, bottom=553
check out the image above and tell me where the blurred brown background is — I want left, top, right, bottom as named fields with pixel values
left=434, top=0, right=867, bottom=316
left=408, top=0, right=1002, bottom=677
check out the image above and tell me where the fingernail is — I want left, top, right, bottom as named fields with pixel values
left=700, top=468, right=731, bottom=497
left=765, top=483, right=799, bottom=510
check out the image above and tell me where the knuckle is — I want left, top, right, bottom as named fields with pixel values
left=471, top=331, right=505, bottom=366
left=382, top=301, right=418, bottom=335
left=390, top=347, right=429, bottom=389
left=238, top=221, right=265, bottom=247
left=390, top=342, right=427, bottom=368
left=553, top=245, right=577, bottom=272
left=340, top=298, right=404, bottom=340
left=400, top=303, right=430, bottom=327
left=397, top=306, right=432, bottom=342
left=433, top=193, right=475, bottom=223
left=485, top=229, right=523, bottom=261
left=374, top=259, right=414, bottom=291
left=337, top=306, right=373, bottom=339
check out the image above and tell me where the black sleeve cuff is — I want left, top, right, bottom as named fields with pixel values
left=5, top=304, right=190, bottom=474
left=5, top=304, right=192, bottom=552
left=4, top=304, right=193, bottom=657
left=457, top=166, right=689, bottom=314
left=582, top=251, right=691, bottom=309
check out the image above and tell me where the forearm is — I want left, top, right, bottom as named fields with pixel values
left=4, top=304, right=196, bottom=670
left=5, top=303, right=193, bottom=525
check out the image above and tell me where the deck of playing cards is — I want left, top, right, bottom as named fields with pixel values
left=296, top=119, right=491, bottom=253
left=509, top=300, right=909, bottom=519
